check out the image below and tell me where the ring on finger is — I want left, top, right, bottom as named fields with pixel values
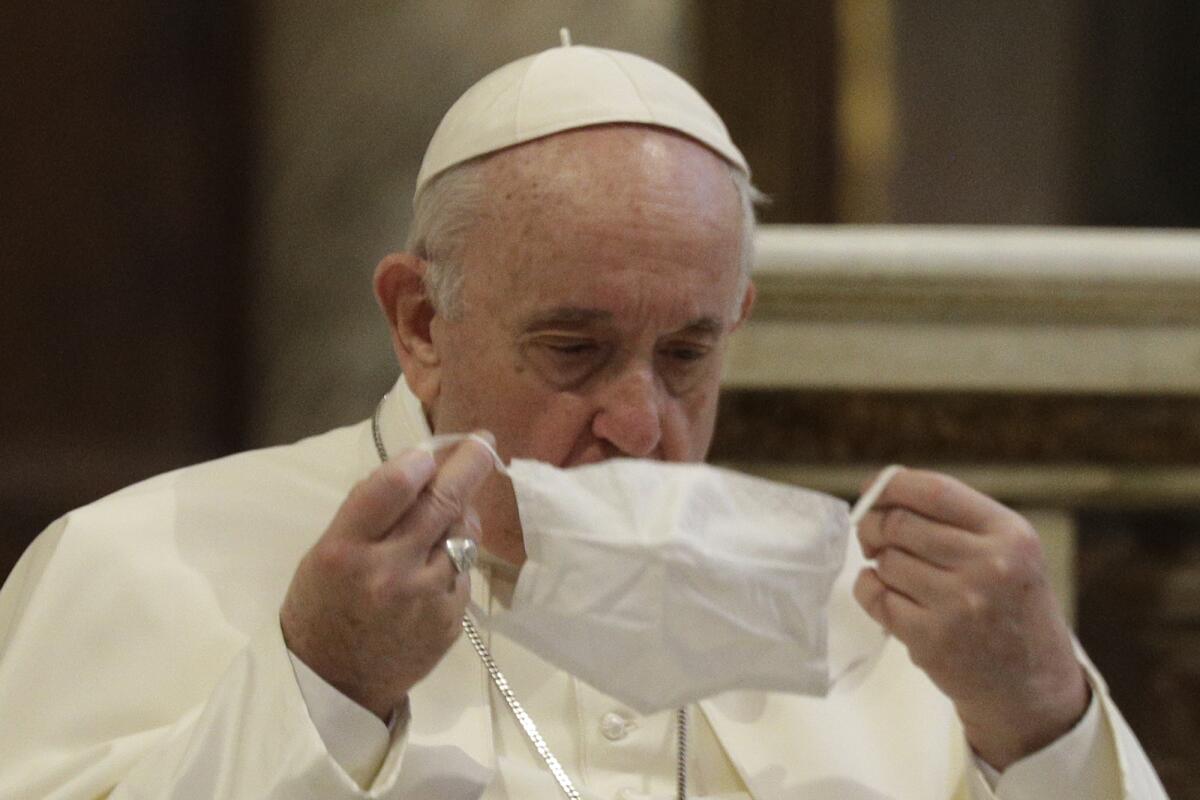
left=444, top=536, right=478, bottom=574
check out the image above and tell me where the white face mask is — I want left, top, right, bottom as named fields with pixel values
left=421, top=435, right=895, bottom=714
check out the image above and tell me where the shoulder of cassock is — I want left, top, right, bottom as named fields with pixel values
left=0, top=415, right=384, bottom=797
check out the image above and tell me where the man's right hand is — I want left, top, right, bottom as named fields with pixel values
left=279, top=435, right=496, bottom=720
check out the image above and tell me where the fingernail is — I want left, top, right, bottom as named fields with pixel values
left=473, top=429, right=496, bottom=447
left=396, top=448, right=435, bottom=485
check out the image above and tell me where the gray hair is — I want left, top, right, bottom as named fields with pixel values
left=406, top=154, right=763, bottom=320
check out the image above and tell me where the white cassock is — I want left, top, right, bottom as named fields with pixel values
left=0, top=377, right=1169, bottom=799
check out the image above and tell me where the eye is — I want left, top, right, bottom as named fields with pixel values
left=520, top=335, right=610, bottom=390
left=662, top=345, right=707, bottom=362
left=656, top=340, right=716, bottom=396
left=544, top=339, right=598, bottom=356
left=539, top=337, right=602, bottom=359
left=659, top=342, right=711, bottom=363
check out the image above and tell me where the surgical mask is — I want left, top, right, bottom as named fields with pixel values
left=421, top=434, right=896, bottom=714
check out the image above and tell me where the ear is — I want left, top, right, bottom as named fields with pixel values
left=373, top=252, right=441, bottom=405
left=730, top=279, right=756, bottom=332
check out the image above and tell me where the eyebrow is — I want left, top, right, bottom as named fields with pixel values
left=519, top=306, right=725, bottom=335
left=679, top=316, right=724, bottom=336
left=520, top=307, right=614, bottom=330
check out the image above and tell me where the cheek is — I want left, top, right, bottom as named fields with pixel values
left=676, top=385, right=722, bottom=460
left=439, top=349, right=593, bottom=464
left=504, top=393, right=596, bottom=463
left=429, top=322, right=511, bottom=431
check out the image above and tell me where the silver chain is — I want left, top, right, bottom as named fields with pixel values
left=372, top=396, right=687, bottom=799
left=675, top=706, right=689, bottom=798
left=461, top=614, right=582, bottom=798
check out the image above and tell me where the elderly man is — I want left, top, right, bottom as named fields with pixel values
left=0, top=41, right=1167, bottom=799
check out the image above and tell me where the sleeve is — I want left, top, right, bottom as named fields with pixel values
left=962, top=655, right=1169, bottom=800
left=288, top=647, right=409, bottom=789
left=0, top=513, right=414, bottom=800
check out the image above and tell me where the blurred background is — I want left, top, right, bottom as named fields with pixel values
left=2, top=1, right=1198, bottom=793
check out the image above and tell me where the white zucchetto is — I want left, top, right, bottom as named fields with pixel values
left=414, top=36, right=749, bottom=202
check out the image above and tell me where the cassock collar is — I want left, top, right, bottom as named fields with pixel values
left=376, top=374, right=435, bottom=459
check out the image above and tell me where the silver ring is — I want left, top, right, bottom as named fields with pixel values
left=444, top=536, right=478, bottom=574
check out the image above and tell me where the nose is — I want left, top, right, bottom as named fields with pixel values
left=590, top=365, right=663, bottom=458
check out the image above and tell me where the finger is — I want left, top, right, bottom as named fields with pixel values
left=871, top=468, right=1013, bottom=534
left=874, top=547, right=956, bottom=608
left=380, top=503, right=484, bottom=588
left=448, top=507, right=483, bottom=552
left=433, top=539, right=478, bottom=598
left=402, top=523, right=480, bottom=596
left=422, top=509, right=482, bottom=570
left=858, top=506, right=981, bottom=567
left=425, top=544, right=473, bottom=595
left=397, top=434, right=498, bottom=554
left=851, top=465, right=905, bottom=526
left=853, top=567, right=924, bottom=637
left=331, top=449, right=437, bottom=541
left=450, top=566, right=472, bottom=608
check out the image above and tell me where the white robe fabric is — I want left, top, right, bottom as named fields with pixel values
left=0, top=378, right=1169, bottom=799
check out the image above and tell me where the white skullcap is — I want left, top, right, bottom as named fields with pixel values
left=414, top=35, right=748, bottom=203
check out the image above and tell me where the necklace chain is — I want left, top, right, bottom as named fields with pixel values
left=371, top=396, right=687, bottom=799
left=461, top=614, right=582, bottom=798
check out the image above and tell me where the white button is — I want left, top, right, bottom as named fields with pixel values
left=599, top=711, right=629, bottom=741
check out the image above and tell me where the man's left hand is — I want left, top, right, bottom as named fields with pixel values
left=854, top=467, right=1090, bottom=770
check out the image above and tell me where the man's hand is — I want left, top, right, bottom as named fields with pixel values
left=280, top=436, right=495, bottom=720
left=853, top=467, right=1090, bottom=770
